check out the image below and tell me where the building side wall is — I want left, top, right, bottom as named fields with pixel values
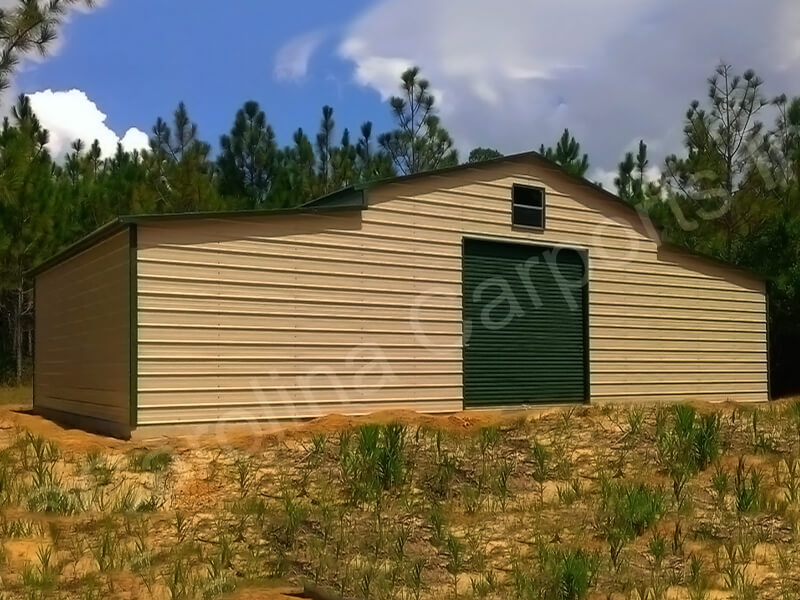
left=135, top=160, right=767, bottom=426
left=34, top=229, right=131, bottom=436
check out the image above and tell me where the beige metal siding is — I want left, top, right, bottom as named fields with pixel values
left=136, top=159, right=767, bottom=426
left=34, top=229, right=131, bottom=435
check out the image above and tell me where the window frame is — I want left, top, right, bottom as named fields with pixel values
left=511, top=183, right=546, bottom=231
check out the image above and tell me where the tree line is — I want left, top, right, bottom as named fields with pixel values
left=0, top=1, right=797, bottom=395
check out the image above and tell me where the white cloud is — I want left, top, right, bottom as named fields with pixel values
left=339, top=0, right=800, bottom=173
left=275, top=30, right=327, bottom=81
left=26, top=89, right=148, bottom=159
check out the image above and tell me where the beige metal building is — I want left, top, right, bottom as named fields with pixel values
left=32, top=153, right=769, bottom=437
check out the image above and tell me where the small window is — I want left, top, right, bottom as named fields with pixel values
left=512, top=184, right=545, bottom=229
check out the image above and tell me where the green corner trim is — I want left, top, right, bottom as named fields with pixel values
left=128, top=224, right=138, bottom=429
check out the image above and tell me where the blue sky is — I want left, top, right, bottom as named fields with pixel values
left=14, top=0, right=800, bottom=184
left=18, top=0, right=392, bottom=152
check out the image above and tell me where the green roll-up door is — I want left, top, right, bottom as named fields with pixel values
left=462, top=238, right=587, bottom=407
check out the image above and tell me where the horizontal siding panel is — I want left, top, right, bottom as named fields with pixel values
left=150, top=239, right=463, bottom=270
left=592, top=350, right=766, bottom=362
left=139, top=361, right=462, bottom=376
left=593, top=382, right=768, bottom=396
left=136, top=162, right=768, bottom=424
left=138, top=262, right=458, bottom=291
left=139, top=385, right=462, bottom=406
left=137, top=399, right=463, bottom=425
left=36, top=385, right=129, bottom=408
left=35, top=230, right=130, bottom=429
left=591, top=361, right=767, bottom=373
left=139, top=373, right=458, bottom=391
left=592, top=371, right=767, bottom=384
left=139, top=253, right=461, bottom=281
left=591, top=280, right=765, bottom=304
left=367, top=206, right=655, bottom=254
left=591, top=339, right=766, bottom=353
left=36, top=396, right=129, bottom=424
left=591, top=315, right=766, bottom=333
left=591, top=328, right=765, bottom=343
left=594, top=392, right=765, bottom=403
left=388, top=194, right=648, bottom=238
left=139, top=343, right=461, bottom=361
left=591, top=266, right=766, bottom=294
left=590, top=304, right=764, bottom=322
left=139, top=312, right=460, bottom=333
left=591, top=291, right=764, bottom=313
left=139, top=296, right=456, bottom=320
left=138, top=326, right=460, bottom=347
left=138, top=278, right=460, bottom=305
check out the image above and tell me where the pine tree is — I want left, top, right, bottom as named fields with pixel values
left=0, top=0, right=93, bottom=96
left=378, top=67, right=458, bottom=175
left=467, top=147, right=503, bottom=163
left=270, top=128, right=319, bottom=207
left=0, top=96, right=58, bottom=383
left=217, top=100, right=278, bottom=208
left=615, top=140, right=650, bottom=205
left=356, top=121, right=394, bottom=182
left=316, top=105, right=335, bottom=191
left=539, top=129, right=590, bottom=177
left=663, top=63, right=768, bottom=259
left=149, top=102, right=220, bottom=212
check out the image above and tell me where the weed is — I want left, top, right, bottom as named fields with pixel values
left=407, top=558, right=426, bottom=600
left=513, top=544, right=599, bottom=600
left=685, top=554, right=709, bottom=600
left=751, top=411, right=779, bottom=454
left=429, top=502, right=447, bottom=545
left=710, top=462, right=729, bottom=509
left=20, top=546, right=58, bottom=600
left=444, top=533, right=465, bottom=599
left=129, top=449, right=173, bottom=473
left=597, top=479, right=665, bottom=568
left=27, top=482, right=81, bottom=515
left=627, top=406, right=645, bottom=437
left=776, top=455, right=800, bottom=504
left=232, top=454, right=258, bottom=496
left=85, top=451, right=115, bottom=486
left=733, top=458, right=764, bottom=514
left=470, top=571, right=498, bottom=599
left=340, top=423, right=408, bottom=503
left=557, top=477, right=584, bottom=506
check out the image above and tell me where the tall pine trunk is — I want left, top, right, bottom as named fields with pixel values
left=14, top=281, right=23, bottom=385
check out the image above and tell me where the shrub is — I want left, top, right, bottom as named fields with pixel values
left=339, top=423, right=408, bottom=502
left=512, top=545, right=599, bottom=600
left=597, top=479, right=665, bottom=567
left=599, top=480, right=665, bottom=537
left=27, top=485, right=81, bottom=515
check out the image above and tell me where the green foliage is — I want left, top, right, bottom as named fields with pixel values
left=656, top=406, right=722, bottom=495
left=596, top=479, right=665, bottom=567
left=467, top=147, right=503, bottom=163
left=539, top=129, right=590, bottom=177
left=217, top=100, right=277, bottom=207
left=379, top=66, right=458, bottom=174
left=733, top=457, right=764, bottom=513
left=512, top=544, right=599, bottom=600
left=599, top=480, right=665, bottom=537
left=27, top=484, right=81, bottom=515
left=339, top=423, right=408, bottom=502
